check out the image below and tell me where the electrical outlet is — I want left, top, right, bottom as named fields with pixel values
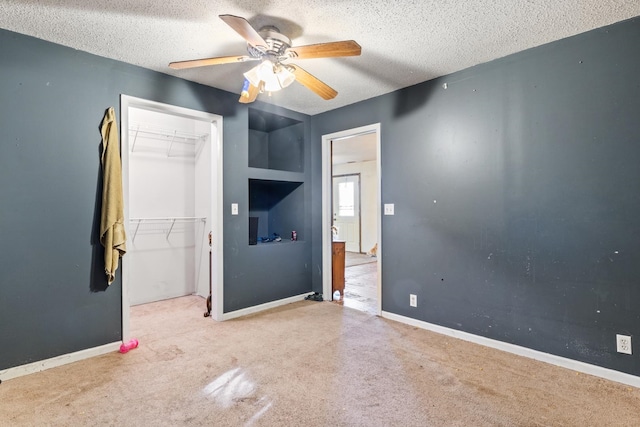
left=384, top=204, right=395, bottom=215
left=409, top=294, right=417, bottom=307
left=616, top=334, right=632, bottom=355
left=231, top=203, right=238, bottom=215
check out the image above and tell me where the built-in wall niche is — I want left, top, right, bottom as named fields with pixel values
left=248, top=108, right=304, bottom=173
left=249, top=179, right=304, bottom=244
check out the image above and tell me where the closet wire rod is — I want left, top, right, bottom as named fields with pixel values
left=129, top=217, right=207, bottom=242
left=167, top=130, right=177, bottom=157
left=131, top=125, right=140, bottom=152
left=128, top=123, right=207, bottom=146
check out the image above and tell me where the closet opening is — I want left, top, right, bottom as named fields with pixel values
left=120, top=95, right=224, bottom=339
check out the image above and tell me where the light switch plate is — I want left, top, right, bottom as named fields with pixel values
left=231, top=203, right=238, bottom=215
left=384, top=203, right=395, bottom=215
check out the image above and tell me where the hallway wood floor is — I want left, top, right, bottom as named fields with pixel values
left=333, top=254, right=377, bottom=315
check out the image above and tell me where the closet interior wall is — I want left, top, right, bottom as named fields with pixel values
left=127, top=107, right=211, bottom=306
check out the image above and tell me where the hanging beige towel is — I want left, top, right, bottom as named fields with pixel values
left=100, top=107, right=127, bottom=285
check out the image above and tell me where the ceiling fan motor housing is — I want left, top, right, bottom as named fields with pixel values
left=247, top=26, right=292, bottom=58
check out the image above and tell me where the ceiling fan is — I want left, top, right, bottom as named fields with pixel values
left=169, top=15, right=361, bottom=104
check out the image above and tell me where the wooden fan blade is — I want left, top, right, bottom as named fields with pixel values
left=289, top=65, right=337, bottom=100
left=219, top=14, right=267, bottom=49
left=285, top=40, right=361, bottom=60
left=169, top=55, right=255, bottom=69
left=239, top=82, right=261, bottom=104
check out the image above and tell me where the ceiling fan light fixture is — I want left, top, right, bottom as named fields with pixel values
left=243, top=61, right=295, bottom=93
left=243, top=64, right=262, bottom=87
left=274, top=64, right=296, bottom=88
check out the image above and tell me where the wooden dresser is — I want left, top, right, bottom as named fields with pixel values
left=332, top=241, right=346, bottom=297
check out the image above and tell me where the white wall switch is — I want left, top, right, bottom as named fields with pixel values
left=231, top=203, right=238, bottom=215
left=384, top=203, right=395, bottom=215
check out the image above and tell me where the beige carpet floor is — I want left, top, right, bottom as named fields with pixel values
left=1, top=296, right=639, bottom=426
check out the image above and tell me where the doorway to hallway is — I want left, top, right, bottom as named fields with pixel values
left=322, top=123, right=381, bottom=315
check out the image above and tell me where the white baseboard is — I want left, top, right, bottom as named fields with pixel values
left=222, top=293, right=309, bottom=321
left=381, top=311, right=640, bottom=389
left=0, top=342, right=121, bottom=382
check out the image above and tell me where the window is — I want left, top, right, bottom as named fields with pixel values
left=338, top=182, right=355, bottom=216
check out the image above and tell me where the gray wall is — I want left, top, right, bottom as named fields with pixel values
left=0, top=29, right=311, bottom=370
left=311, top=18, right=640, bottom=376
left=225, top=104, right=312, bottom=313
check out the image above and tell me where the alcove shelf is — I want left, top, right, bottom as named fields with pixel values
left=247, top=167, right=305, bottom=183
left=248, top=108, right=304, bottom=173
left=129, top=217, right=206, bottom=242
left=248, top=179, right=304, bottom=245
left=128, top=122, right=207, bottom=158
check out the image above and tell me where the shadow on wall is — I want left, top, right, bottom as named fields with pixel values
left=393, top=78, right=440, bottom=118
left=334, top=49, right=441, bottom=118
left=174, top=74, right=242, bottom=119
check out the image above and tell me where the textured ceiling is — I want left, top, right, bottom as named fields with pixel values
left=1, top=1, right=639, bottom=115
left=333, top=133, right=377, bottom=166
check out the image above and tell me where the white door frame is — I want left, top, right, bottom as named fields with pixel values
left=120, top=95, right=225, bottom=340
left=322, top=123, right=381, bottom=314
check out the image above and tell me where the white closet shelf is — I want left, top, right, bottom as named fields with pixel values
left=130, top=217, right=207, bottom=242
left=129, top=122, right=208, bottom=158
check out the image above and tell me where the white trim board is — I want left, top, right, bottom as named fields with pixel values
left=222, top=293, right=310, bottom=321
left=0, top=342, right=121, bottom=382
left=381, top=311, right=640, bottom=389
